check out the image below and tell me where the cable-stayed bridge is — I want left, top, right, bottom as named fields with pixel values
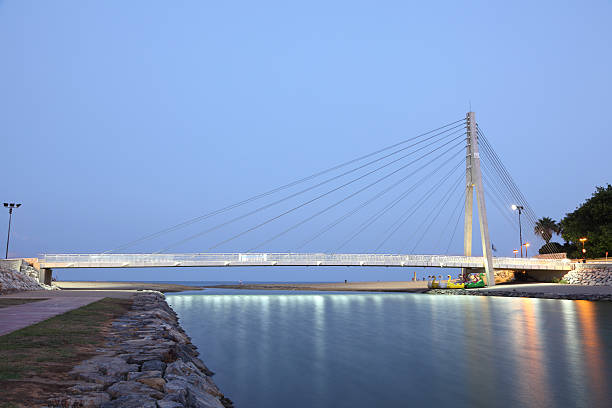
left=37, top=112, right=572, bottom=286
left=39, top=253, right=570, bottom=271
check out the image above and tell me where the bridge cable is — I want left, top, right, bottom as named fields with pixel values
left=407, top=172, right=465, bottom=253
left=253, top=146, right=468, bottom=252
left=154, top=127, right=466, bottom=253
left=336, top=152, right=466, bottom=251
left=295, top=154, right=466, bottom=250
left=396, top=170, right=464, bottom=253
left=103, top=118, right=465, bottom=253
left=481, top=174, right=521, bottom=232
left=445, top=189, right=466, bottom=254
left=374, top=159, right=465, bottom=251
left=479, top=159, right=525, bottom=226
left=477, top=125, right=543, bottom=245
left=478, top=133, right=539, bottom=229
left=478, top=137, right=542, bottom=243
left=210, top=135, right=468, bottom=252
left=477, top=127, right=539, bottom=224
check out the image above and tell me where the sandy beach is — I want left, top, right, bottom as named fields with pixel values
left=54, top=281, right=203, bottom=293
left=206, top=280, right=429, bottom=292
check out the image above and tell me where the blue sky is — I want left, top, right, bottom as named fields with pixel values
left=1, top=1, right=610, bottom=281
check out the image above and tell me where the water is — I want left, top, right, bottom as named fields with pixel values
left=167, top=289, right=612, bottom=408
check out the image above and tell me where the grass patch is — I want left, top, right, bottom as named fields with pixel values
left=552, top=277, right=569, bottom=284
left=0, top=297, right=132, bottom=405
left=0, top=298, right=46, bottom=309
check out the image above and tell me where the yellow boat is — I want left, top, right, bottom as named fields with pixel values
left=447, top=281, right=465, bottom=289
left=446, top=274, right=465, bottom=289
left=428, top=275, right=464, bottom=289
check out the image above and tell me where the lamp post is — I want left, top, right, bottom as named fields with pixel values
left=513, top=249, right=519, bottom=258
left=524, top=242, right=530, bottom=258
left=4, top=203, right=21, bottom=259
left=579, top=237, right=587, bottom=260
left=511, top=204, right=524, bottom=257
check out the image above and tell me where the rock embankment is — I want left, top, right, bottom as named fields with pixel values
left=426, top=287, right=612, bottom=301
left=53, top=292, right=232, bottom=408
left=562, top=263, right=612, bottom=286
left=0, top=259, right=54, bottom=294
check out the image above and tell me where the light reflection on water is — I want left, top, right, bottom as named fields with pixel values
left=167, top=290, right=612, bottom=408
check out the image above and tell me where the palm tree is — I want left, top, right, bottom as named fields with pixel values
left=534, top=217, right=560, bottom=243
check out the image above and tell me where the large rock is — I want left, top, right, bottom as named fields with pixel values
left=137, top=377, right=167, bottom=391
left=186, top=386, right=226, bottom=408
left=106, top=380, right=165, bottom=400
left=70, top=356, right=139, bottom=384
left=127, top=370, right=163, bottom=381
left=142, top=359, right=167, bottom=372
left=157, top=399, right=185, bottom=408
left=101, top=395, right=158, bottom=408
left=163, top=378, right=188, bottom=404
left=59, top=392, right=111, bottom=407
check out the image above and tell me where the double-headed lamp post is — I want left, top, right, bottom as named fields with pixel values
left=579, top=237, right=587, bottom=259
left=511, top=204, right=525, bottom=257
left=4, top=203, right=21, bottom=259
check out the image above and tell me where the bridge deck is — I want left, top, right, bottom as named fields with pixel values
left=39, top=253, right=572, bottom=271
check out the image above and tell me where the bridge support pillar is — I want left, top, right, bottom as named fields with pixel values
left=39, top=268, right=52, bottom=286
left=463, top=112, right=495, bottom=286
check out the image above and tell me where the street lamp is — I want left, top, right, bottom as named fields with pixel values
left=513, top=249, right=519, bottom=258
left=524, top=242, right=530, bottom=257
left=579, top=237, right=587, bottom=259
left=4, top=203, right=21, bottom=259
left=511, top=204, right=524, bottom=257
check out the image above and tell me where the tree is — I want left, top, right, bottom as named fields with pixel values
left=559, top=184, right=612, bottom=259
left=538, top=241, right=573, bottom=255
left=534, top=217, right=560, bottom=243
left=538, top=242, right=563, bottom=254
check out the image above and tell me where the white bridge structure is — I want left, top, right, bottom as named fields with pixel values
left=34, top=112, right=571, bottom=287
left=38, top=253, right=571, bottom=272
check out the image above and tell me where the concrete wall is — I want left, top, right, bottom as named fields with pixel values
left=525, top=269, right=568, bottom=282
left=0, top=259, right=25, bottom=273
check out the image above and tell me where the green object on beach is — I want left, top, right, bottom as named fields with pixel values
left=465, top=273, right=485, bottom=289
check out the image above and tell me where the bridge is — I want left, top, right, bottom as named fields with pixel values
left=38, top=253, right=571, bottom=271
left=35, top=112, right=571, bottom=286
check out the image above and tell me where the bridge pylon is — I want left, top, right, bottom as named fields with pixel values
left=463, top=112, right=495, bottom=286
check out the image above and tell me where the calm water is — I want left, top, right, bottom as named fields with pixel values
left=167, top=289, right=612, bottom=408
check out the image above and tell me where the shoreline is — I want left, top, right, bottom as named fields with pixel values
left=54, top=281, right=205, bottom=293
left=55, top=292, right=231, bottom=407
left=205, top=280, right=428, bottom=292
left=205, top=281, right=612, bottom=301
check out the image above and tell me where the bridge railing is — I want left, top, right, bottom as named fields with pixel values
left=40, top=253, right=482, bottom=263
left=39, top=253, right=570, bottom=269
left=492, top=256, right=572, bottom=266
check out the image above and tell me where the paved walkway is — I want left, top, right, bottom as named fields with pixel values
left=1, top=289, right=136, bottom=299
left=0, top=296, right=103, bottom=336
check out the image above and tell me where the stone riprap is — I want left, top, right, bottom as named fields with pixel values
left=52, top=292, right=232, bottom=408
left=426, top=285, right=612, bottom=301
left=561, top=263, right=612, bottom=286
left=0, top=259, right=55, bottom=294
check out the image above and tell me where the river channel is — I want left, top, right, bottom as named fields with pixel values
left=166, top=289, right=612, bottom=408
